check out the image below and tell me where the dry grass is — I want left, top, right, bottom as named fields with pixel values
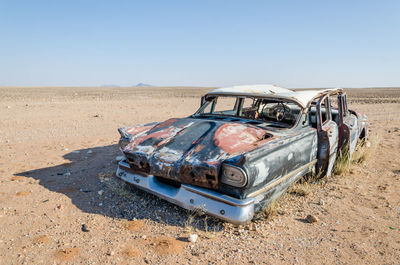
left=99, top=172, right=138, bottom=201
left=334, top=147, right=352, bottom=175
left=352, top=134, right=379, bottom=164
left=287, top=169, right=325, bottom=199
left=288, top=182, right=314, bottom=197
left=255, top=201, right=279, bottom=221
left=184, top=207, right=207, bottom=232
left=263, top=202, right=278, bottom=220
left=333, top=133, right=378, bottom=175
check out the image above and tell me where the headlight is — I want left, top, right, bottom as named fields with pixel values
left=221, top=164, right=247, bottom=187
left=118, top=137, right=129, bottom=152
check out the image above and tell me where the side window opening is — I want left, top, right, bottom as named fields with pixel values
left=329, top=94, right=340, bottom=125
left=308, top=100, right=319, bottom=129
left=343, top=94, right=349, bottom=116
left=240, top=97, right=257, bottom=118
left=212, top=97, right=239, bottom=115
left=320, top=97, right=331, bottom=124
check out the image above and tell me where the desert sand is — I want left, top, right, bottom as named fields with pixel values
left=0, top=86, right=399, bottom=264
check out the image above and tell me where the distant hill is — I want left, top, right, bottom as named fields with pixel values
left=135, top=83, right=152, bottom=87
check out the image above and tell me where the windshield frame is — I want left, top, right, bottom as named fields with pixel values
left=193, top=94, right=305, bottom=129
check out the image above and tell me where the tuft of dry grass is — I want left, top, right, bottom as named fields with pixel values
left=334, top=147, right=352, bottom=175
left=260, top=201, right=278, bottom=221
left=333, top=133, right=378, bottom=175
left=288, top=182, right=314, bottom=197
left=352, top=134, right=379, bottom=164
left=184, top=207, right=206, bottom=232
left=99, top=172, right=138, bottom=201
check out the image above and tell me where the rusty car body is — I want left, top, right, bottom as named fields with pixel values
left=116, top=85, right=369, bottom=224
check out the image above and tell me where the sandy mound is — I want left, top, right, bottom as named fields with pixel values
left=33, top=235, right=50, bottom=244
left=151, top=237, right=185, bottom=255
left=124, top=220, right=145, bottom=232
left=55, top=248, right=80, bottom=261
left=121, top=247, right=140, bottom=258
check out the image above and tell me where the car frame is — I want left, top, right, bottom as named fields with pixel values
left=116, top=85, right=369, bottom=224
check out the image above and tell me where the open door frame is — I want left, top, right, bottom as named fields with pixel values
left=316, top=94, right=339, bottom=177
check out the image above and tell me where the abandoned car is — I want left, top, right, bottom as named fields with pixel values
left=116, top=85, right=369, bottom=224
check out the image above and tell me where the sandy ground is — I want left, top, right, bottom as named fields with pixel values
left=0, top=86, right=399, bottom=264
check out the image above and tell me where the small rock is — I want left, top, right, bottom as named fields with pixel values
left=93, top=114, right=100, bottom=118
left=141, top=235, right=147, bottom=239
left=6, top=106, right=10, bottom=109
left=63, top=172, right=71, bottom=176
left=106, top=250, right=115, bottom=256
left=81, top=224, right=90, bottom=232
left=87, top=150, right=93, bottom=154
left=98, top=203, right=103, bottom=207
left=72, top=150, right=80, bottom=154
left=56, top=204, right=63, bottom=209
left=188, top=234, right=198, bottom=243
left=306, top=215, right=318, bottom=223
left=98, top=190, right=104, bottom=196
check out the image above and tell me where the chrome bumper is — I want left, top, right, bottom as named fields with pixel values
left=116, top=161, right=255, bottom=225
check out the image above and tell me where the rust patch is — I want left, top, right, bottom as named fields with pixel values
left=126, top=124, right=154, bottom=135
left=214, top=123, right=269, bottom=154
left=193, top=144, right=205, bottom=153
left=128, top=126, right=178, bottom=149
left=150, top=118, right=179, bottom=131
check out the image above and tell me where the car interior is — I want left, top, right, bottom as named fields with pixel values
left=196, top=96, right=302, bottom=128
left=308, top=94, right=341, bottom=129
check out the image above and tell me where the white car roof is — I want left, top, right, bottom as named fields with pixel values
left=207, top=84, right=342, bottom=108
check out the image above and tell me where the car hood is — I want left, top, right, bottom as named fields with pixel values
left=120, top=117, right=275, bottom=189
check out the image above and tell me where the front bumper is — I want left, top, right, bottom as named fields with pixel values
left=116, top=161, right=255, bottom=224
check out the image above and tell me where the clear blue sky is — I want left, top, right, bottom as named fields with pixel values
left=0, top=0, right=399, bottom=87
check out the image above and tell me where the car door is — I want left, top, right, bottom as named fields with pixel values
left=338, top=93, right=359, bottom=158
left=316, top=95, right=339, bottom=177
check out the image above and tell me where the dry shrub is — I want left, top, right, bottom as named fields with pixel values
left=184, top=207, right=206, bottom=232
left=100, top=172, right=137, bottom=201
left=288, top=182, right=314, bottom=197
left=334, top=147, right=351, bottom=175
left=352, top=134, right=379, bottom=164
left=261, top=201, right=278, bottom=221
